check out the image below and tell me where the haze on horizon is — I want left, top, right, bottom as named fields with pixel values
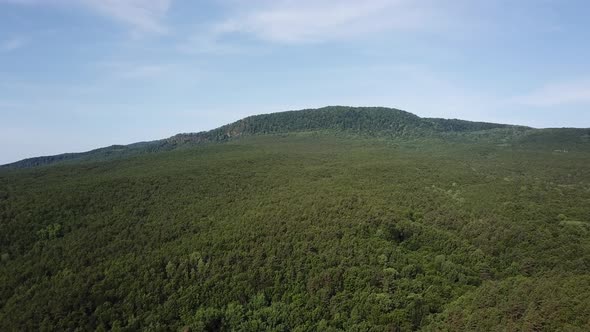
left=1, top=0, right=590, bottom=164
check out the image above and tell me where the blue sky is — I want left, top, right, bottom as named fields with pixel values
left=1, top=0, right=590, bottom=164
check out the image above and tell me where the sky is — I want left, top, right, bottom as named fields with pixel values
left=1, top=0, right=590, bottom=164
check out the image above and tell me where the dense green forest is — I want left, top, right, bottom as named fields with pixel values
left=2, top=107, right=524, bottom=169
left=1, top=107, right=590, bottom=331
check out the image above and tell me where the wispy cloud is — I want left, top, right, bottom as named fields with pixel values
left=82, top=0, right=172, bottom=34
left=511, top=80, right=590, bottom=107
left=92, top=61, right=174, bottom=80
left=179, top=24, right=260, bottom=55
left=0, top=0, right=173, bottom=34
left=0, top=101, right=26, bottom=109
left=0, top=36, right=28, bottom=52
left=211, top=0, right=456, bottom=44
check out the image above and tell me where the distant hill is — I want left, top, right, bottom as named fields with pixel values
left=2, top=106, right=533, bottom=169
left=167, top=106, right=519, bottom=145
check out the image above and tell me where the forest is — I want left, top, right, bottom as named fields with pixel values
left=1, top=107, right=590, bottom=331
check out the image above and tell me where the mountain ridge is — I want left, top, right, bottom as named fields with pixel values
left=2, top=105, right=582, bottom=169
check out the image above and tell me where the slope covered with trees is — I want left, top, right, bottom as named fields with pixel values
left=1, top=108, right=590, bottom=331
left=2, top=106, right=524, bottom=169
left=167, top=106, right=517, bottom=145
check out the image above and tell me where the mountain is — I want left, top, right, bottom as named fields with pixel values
left=166, top=106, right=518, bottom=144
left=1, top=106, right=590, bottom=331
left=2, top=106, right=528, bottom=169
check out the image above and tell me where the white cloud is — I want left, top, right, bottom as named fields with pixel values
left=0, top=0, right=172, bottom=33
left=121, top=64, right=169, bottom=79
left=0, top=36, right=28, bottom=52
left=82, top=0, right=172, bottom=34
left=105, top=63, right=172, bottom=79
left=178, top=24, right=261, bottom=55
left=0, top=0, right=39, bottom=4
left=511, top=80, right=590, bottom=107
left=211, top=0, right=457, bottom=44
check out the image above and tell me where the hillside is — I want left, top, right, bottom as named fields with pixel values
left=2, top=106, right=525, bottom=169
left=1, top=107, right=590, bottom=331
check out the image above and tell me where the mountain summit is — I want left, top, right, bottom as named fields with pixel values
left=2, top=106, right=530, bottom=169
left=167, top=106, right=516, bottom=145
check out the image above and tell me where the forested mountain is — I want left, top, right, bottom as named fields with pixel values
left=1, top=107, right=590, bottom=331
left=166, top=106, right=518, bottom=144
left=2, top=106, right=526, bottom=169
